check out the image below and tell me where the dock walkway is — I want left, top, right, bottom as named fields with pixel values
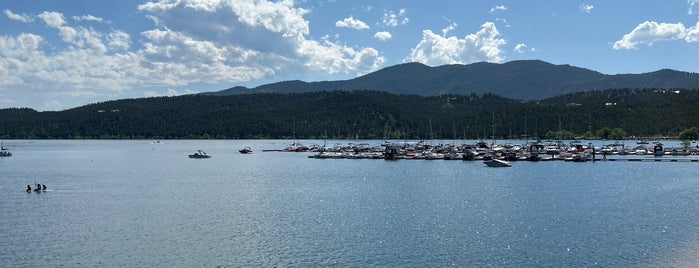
left=593, top=158, right=699, bottom=162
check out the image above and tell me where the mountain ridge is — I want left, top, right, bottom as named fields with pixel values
left=206, top=60, right=699, bottom=99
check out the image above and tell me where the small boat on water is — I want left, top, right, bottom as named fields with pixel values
left=483, top=159, right=512, bottom=167
left=188, top=150, right=211, bottom=158
left=0, top=141, right=11, bottom=157
left=239, top=147, right=253, bottom=154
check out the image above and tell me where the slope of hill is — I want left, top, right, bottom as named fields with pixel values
left=3, top=89, right=699, bottom=139
left=207, top=60, right=699, bottom=99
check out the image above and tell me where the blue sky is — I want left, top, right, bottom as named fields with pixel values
left=2, top=0, right=699, bottom=111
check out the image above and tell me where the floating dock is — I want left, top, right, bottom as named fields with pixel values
left=593, top=158, right=699, bottom=162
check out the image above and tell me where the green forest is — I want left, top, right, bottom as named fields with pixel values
left=1, top=88, right=698, bottom=140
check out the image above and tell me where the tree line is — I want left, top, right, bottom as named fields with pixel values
left=1, top=88, right=698, bottom=140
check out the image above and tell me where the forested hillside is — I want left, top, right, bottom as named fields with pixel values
left=208, top=60, right=699, bottom=100
left=1, top=89, right=698, bottom=140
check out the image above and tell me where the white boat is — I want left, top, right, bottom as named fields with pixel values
left=483, top=159, right=512, bottom=167
left=188, top=150, right=211, bottom=158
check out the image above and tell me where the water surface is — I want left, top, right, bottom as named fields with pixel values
left=1, top=140, right=698, bottom=267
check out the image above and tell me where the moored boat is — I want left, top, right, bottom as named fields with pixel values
left=652, top=143, right=664, bottom=157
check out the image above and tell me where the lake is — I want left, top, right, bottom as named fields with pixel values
left=1, top=139, right=698, bottom=267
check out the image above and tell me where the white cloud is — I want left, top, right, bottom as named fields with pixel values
left=37, top=11, right=66, bottom=28
left=690, top=0, right=699, bottom=15
left=4, top=9, right=32, bottom=23
left=0, top=31, right=145, bottom=110
left=613, top=20, right=699, bottom=49
left=374, top=31, right=392, bottom=41
left=381, top=9, right=408, bottom=27
left=139, top=0, right=384, bottom=76
left=409, top=22, right=506, bottom=66
left=0, top=0, right=387, bottom=110
left=298, top=37, right=385, bottom=74
left=442, top=22, right=457, bottom=37
left=513, top=43, right=536, bottom=53
left=0, top=33, right=42, bottom=58
left=579, top=4, right=594, bottom=13
left=143, top=88, right=196, bottom=98
left=72, top=14, right=104, bottom=23
left=686, top=20, right=699, bottom=42
left=335, top=16, right=369, bottom=30
left=107, top=30, right=130, bottom=51
left=490, top=5, right=507, bottom=13
left=39, top=11, right=108, bottom=53
left=495, top=17, right=511, bottom=28
left=514, top=43, right=527, bottom=53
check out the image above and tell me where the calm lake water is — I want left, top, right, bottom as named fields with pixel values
left=1, top=140, right=699, bottom=267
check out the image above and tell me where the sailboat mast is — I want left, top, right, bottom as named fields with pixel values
left=491, top=110, right=496, bottom=146
left=524, top=111, right=528, bottom=144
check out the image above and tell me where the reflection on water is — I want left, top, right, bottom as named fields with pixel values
left=0, top=140, right=698, bottom=267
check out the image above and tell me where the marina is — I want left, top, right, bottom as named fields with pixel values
left=301, top=139, right=699, bottom=163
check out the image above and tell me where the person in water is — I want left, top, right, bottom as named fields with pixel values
left=42, top=184, right=47, bottom=191
left=26, top=185, right=31, bottom=192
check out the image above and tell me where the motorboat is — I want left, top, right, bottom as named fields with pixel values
left=239, top=147, right=253, bottom=154
left=652, top=143, right=664, bottom=157
left=483, top=159, right=512, bottom=167
left=188, top=150, right=211, bottom=158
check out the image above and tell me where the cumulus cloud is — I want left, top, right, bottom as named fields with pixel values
left=4, top=9, right=32, bottom=23
left=374, top=31, right=392, bottom=41
left=685, top=20, right=699, bottom=42
left=0, top=0, right=386, bottom=110
left=0, top=30, right=143, bottom=110
left=37, top=11, right=66, bottom=28
left=409, top=22, right=506, bottom=66
left=613, top=20, right=699, bottom=49
left=579, top=4, right=594, bottom=13
left=139, top=0, right=384, bottom=77
left=107, top=30, right=131, bottom=51
left=381, top=9, right=408, bottom=27
left=335, top=16, right=369, bottom=30
left=298, top=36, right=385, bottom=74
left=39, top=11, right=108, bottom=52
left=490, top=5, right=507, bottom=13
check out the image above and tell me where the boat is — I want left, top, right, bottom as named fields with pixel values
left=238, top=147, right=253, bottom=154
left=652, top=143, right=664, bottom=157
left=188, top=150, right=211, bottom=158
left=483, top=159, right=512, bottom=167
left=0, top=141, right=11, bottom=157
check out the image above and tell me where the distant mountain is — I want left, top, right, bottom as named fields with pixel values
left=206, top=60, right=699, bottom=99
